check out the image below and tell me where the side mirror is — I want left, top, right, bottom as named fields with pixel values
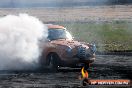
left=90, top=43, right=96, bottom=53
left=46, top=39, right=51, bottom=42
left=40, top=38, right=51, bottom=42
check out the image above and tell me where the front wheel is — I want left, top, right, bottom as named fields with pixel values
left=47, top=53, right=59, bottom=72
left=83, top=63, right=90, bottom=70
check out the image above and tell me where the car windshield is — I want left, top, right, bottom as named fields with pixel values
left=48, top=28, right=72, bottom=40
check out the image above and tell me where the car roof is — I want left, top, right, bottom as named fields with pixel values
left=47, top=24, right=65, bottom=29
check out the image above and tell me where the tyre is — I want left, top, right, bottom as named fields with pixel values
left=84, top=63, right=90, bottom=70
left=47, top=53, right=59, bottom=72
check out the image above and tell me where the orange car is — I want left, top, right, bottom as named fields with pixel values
left=39, top=24, right=96, bottom=71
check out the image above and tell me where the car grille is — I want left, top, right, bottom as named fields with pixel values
left=77, top=45, right=86, bottom=59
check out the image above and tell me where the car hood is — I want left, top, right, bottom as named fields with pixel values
left=51, top=39, right=89, bottom=49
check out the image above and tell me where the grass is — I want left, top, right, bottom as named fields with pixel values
left=57, top=21, right=132, bottom=52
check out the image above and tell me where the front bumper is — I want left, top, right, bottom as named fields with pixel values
left=60, top=56, right=95, bottom=67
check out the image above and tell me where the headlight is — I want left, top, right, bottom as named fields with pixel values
left=91, top=44, right=96, bottom=53
left=66, top=46, right=72, bottom=57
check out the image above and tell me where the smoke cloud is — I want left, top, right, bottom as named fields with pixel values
left=0, top=14, right=48, bottom=70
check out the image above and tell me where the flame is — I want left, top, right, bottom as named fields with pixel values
left=81, top=67, right=89, bottom=78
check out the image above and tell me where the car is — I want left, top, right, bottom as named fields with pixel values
left=39, top=24, right=96, bottom=71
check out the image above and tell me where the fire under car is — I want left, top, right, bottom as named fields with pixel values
left=39, top=24, right=96, bottom=71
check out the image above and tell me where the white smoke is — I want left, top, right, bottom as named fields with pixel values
left=0, top=14, right=48, bottom=70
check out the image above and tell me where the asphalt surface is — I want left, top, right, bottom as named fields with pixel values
left=0, top=55, right=131, bottom=88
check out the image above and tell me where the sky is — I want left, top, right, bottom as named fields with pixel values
left=0, top=0, right=131, bottom=8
